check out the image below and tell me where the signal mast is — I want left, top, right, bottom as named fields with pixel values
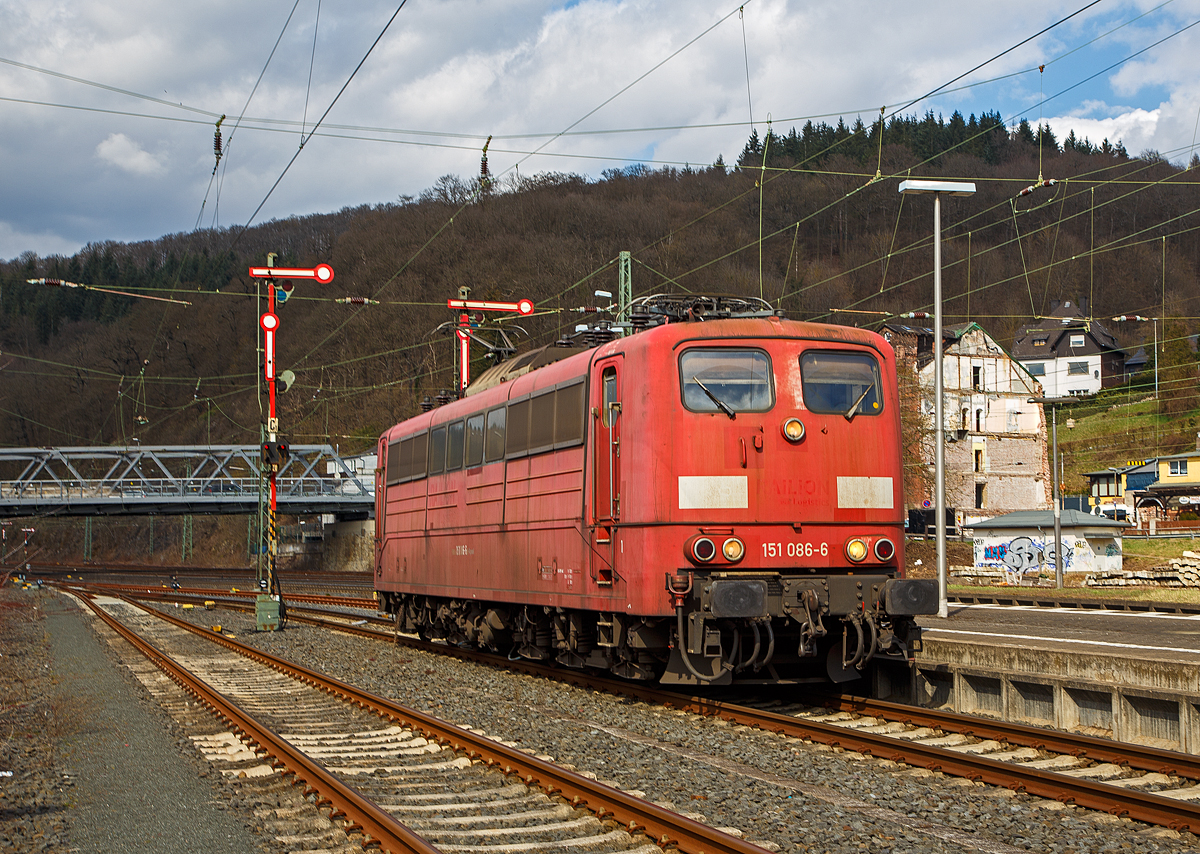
left=247, top=255, right=334, bottom=630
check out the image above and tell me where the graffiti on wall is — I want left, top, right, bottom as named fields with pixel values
left=976, top=536, right=1074, bottom=583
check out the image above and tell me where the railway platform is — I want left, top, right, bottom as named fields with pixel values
left=899, top=597, right=1200, bottom=754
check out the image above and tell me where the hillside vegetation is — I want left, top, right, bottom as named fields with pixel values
left=2, top=111, right=1198, bottom=478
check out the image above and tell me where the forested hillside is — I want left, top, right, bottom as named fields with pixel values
left=2, top=110, right=1197, bottom=457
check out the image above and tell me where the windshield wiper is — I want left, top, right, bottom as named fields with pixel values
left=844, top=381, right=876, bottom=421
left=692, top=376, right=736, bottom=420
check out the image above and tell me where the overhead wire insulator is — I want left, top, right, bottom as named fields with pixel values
left=27, top=277, right=77, bottom=288
left=480, top=135, right=492, bottom=192
left=212, top=114, right=226, bottom=173
left=334, top=297, right=379, bottom=305
left=1017, top=178, right=1056, bottom=198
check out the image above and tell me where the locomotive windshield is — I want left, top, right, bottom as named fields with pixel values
left=800, top=351, right=882, bottom=415
left=680, top=349, right=774, bottom=414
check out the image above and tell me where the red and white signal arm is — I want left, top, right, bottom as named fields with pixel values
left=249, top=263, right=334, bottom=283
left=260, top=312, right=279, bottom=379
left=447, top=297, right=534, bottom=315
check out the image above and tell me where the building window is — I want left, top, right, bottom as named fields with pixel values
left=975, top=482, right=986, bottom=509
left=972, top=366, right=982, bottom=390
left=1170, top=459, right=1188, bottom=476
left=1033, top=337, right=1048, bottom=346
left=1026, top=362, right=1046, bottom=376
left=975, top=409, right=983, bottom=432
left=1069, top=334, right=1085, bottom=347
left=1067, top=361, right=1089, bottom=376
left=974, top=449, right=983, bottom=472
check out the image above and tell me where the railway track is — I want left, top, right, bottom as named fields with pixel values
left=95, top=581, right=1200, bottom=837
left=69, top=588, right=770, bottom=854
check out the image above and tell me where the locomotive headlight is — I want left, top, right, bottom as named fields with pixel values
left=845, top=538, right=868, bottom=563
left=722, top=537, right=745, bottom=562
left=781, top=417, right=805, bottom=442
left=691, top=537, right=717, bottom=562
left=874, top=538, right=896, bottom=561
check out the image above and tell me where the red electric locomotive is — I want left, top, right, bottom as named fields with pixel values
left=374, top=295, right=936, bottom=686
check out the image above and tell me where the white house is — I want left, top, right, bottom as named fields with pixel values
left=1010, top=300, right=1126, bottom=397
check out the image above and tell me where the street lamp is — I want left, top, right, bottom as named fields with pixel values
left=1111, top=316, right=1158, bottom=398
left=899, top=179, right=976, bottom=619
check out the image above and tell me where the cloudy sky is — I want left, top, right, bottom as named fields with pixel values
left=2, top=0, right=1198, bottom=261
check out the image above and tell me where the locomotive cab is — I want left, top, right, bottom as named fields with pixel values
left=588, top=306, right=935, bottom=685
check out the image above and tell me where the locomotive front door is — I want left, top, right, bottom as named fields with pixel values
left=591, top=358, right=622, bottom=586
left=594, top=359, right=622, bottom=524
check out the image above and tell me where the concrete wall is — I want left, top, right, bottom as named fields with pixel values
left=882, top=637, right=1200, bottom=753
left=320, top=518, right=375, bottom=573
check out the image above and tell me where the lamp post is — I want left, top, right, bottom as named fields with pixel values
left=1111, top=316, right=1158, bottom=398
left=899, top=179, right=976, bottom=619
left=1029, top=396, right=1076, bottom=587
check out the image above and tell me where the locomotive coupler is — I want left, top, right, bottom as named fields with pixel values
left=798, top=588, right=826, bottom=658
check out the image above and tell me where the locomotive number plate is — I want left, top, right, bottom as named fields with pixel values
left=762, top=541, right=829, bottom=558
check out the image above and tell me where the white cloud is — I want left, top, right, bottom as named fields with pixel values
left=3, top=0, right=1200, bottom=256
left=1046, top=107, right=1160, bottom=155
left=95, top=133, right=166, bottom=177
left=0, top=220, right=82, bottom=262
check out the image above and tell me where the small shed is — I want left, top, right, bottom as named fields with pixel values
left=963, top=509, right=1128, bottom=583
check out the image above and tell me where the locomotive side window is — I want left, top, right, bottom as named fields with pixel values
left=398, top=441, right=412, bottom=479
left=410, top=432, right=428, bottom=479
left=800, top=351, right=882, bottom=415
left=529, top=391, right=555, bottom=451
left=485, top=407, right=507, bottom=462
left=506, top=399, right=531, bottom=456
left=446, top=420, right=465, bottom=471
left=428, top=426, right=447, bottom=475
left=679, top=349, right=774, bottom=414
left=465, top=413, right=485, bottom=468
left=385, top=439, right=403, bottom=486
left=602, top=367, right=619, bottom=427
left=555, top=381, right=585, bottom=445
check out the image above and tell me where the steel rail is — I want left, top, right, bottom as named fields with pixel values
left=72, top=591, right=442, bottom=854
left=103, top=593, right=772, bottom=854
left=79, top=580, right=377, bottom=609
left=108, top=585, right=1200, bottom=833
left=817, top=694, right=1200, bottom=780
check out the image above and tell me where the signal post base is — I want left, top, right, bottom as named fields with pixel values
left=256, top=595, right=283, bottom=632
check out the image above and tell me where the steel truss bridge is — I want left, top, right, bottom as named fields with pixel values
left=0, top=446, right=374, bottom=519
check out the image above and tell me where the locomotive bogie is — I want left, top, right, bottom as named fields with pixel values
left=374, top=312, right=936, bottom=686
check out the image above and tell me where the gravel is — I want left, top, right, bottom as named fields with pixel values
left=178, top=604, right=1200, bottom=854
left=1, top=587, right=271, bottom=854
left=15, top=584, right=1199, bottom=854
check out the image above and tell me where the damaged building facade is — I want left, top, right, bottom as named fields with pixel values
left=884, top=322, right=1052, bottom=517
